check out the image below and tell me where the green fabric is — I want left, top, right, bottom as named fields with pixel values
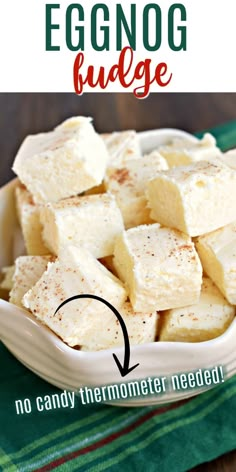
left=196, top=119, right=236, bottom=149
left=1, top=122, right=236, bottom=472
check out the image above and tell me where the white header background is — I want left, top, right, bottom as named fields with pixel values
left=0, top=0, right=235, bottom=92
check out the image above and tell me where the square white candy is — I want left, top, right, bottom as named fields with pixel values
left=16, top=185, right=48, bottom=256
left=196, top=221, right=236, bottom=304
left=158, top=133, right=221, bottom=168
left=102, top=130, right=141, bottom=167
left=23, top=246, right=127, bottom=347
left=105, top=151, right=168, bottom=228
left=40, top=193, right=124, bottom=258
left=13, top=117, right=109, bottom=204
left=76, top=302, right=158, bottom=351
left=10, top=255, right=54, bottom=308
left=147, top=160, right=236, bottom=237
left=113, top=224, right=202, bottom=312
left=159, top=277, right=235, bottom=342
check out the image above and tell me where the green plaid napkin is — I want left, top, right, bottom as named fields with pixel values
left=1, top=122, right=236, bottom=472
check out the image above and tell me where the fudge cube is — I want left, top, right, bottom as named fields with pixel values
left=10, top=255, right=54, bottom=308
left=159, top=277, right=235, bottom=342
left=220, top=149, right=236, bottom=170
left=78, top=301, right=159, bottom=351
left=102, top=130, right=141, bottom=167
left=196, top=221, right=236, bottom=304
left=0, top=266, right=15, bottom=291
left=113, top=224, right=202, bottom=312
left=105, top=152, right=168, bottom=228
left=40, top=193, right=124, bottom=258
left=16, top=185, right=49, bottom=255
left=147, top=160, right=236, bottom=237
left=23, top=246, right=127, bottom=347
left=158, top=133, right=221, bottom=168
left=13, top=117, right=109, bottom=204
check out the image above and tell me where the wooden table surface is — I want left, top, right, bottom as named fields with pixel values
left=1, top=93, right=236, bottom=471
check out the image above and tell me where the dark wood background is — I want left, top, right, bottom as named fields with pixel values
left=2, top=93, right=236, bottom=187
left=1, top=93, right=236, bottom=471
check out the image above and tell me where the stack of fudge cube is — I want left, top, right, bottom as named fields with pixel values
left=1, top=116, right=236, bottom=350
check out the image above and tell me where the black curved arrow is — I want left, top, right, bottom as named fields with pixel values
left=54, top=294, right=139, bottom=377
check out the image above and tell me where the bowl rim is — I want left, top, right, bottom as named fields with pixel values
left=1, top=297, right=235, bottom=361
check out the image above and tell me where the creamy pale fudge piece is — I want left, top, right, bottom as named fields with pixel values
left=113, top=224, right=202, bottom=313
left=220, top=149, right=236, bottom=170
left=159, top=277, right=235, bottom=342
left=105, top=152, right=168, bottom=229
left=40, top=193, right=124, bottom=258
left=15, top=186, right=48, bottom=256
left=147, top=160, right=236, bottom=237
left=23, top=246, right=127, bottom=347
left=79, top=302, right=159, bottom=351
left=10, top=255, right=54, bottom=308
left=158, top=133, right=221, bottom=168
left=102, top=130, right=141, bottom=167
left=0, top=266, right=15, bottom=291
left=196, top=222, right=236, bottom=304
left=13, top=117, right=109, bottom=204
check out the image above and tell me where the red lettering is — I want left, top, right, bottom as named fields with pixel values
left=107, top=64, right=119, bottom=82
left=73, top=47, right=173, bottom=98
left=117, top=46, right=134, bottom=88
left=155, top=62, right=172, bottom=86
left=73, top=52, right=85, bottom=94
left=133, top=59, right=155, bottom=98
left=86, top=66, right=105, bottom=88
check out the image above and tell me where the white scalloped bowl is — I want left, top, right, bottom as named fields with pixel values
left=0, top=128, right=235, bottom=407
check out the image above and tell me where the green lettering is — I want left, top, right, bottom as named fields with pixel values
left=66, top=4, right=84, bottom=51
left=91, top=4, right=109, bottom=51
left=168, top=4, right=187, bottom=51
left=116, top=4, right=136, bottom=51
left=45, top=4, right=60, bottom=51
left=143, top=4, right=162, bottom=51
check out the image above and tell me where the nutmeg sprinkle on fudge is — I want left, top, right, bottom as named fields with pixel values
left=147, top=159, right=236, bottom=237
left=113, top=223, right=202, bottom=313
left=40, top=193, right=124, bottom=258
left=13, top=117, right=109, bottom=204
left=9, top=255, right=54, bottom=308
left=105, top=152, right=168, bottom=228
left=23, top=246, right=127, bottom=347
left=159, top=277, right=235, bottom=342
